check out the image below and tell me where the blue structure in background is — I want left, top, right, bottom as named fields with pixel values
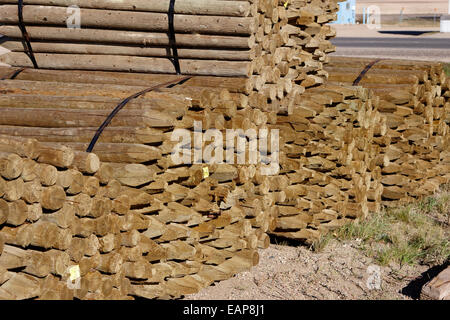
left=331, top=0, right=356, bottom=24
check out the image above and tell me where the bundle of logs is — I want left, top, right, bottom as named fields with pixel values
left=266, top=57, right=450, bottom=243
left=0, top=0, right=342, bottom=113
left=0, top=65, right=279, bottom=299
left=0, top=0, right=449, bottom=300
left=0, top=136, right=132, bottom=299
left=325, top=57, right=450, bottom=206
left=2, top=62, right=447, bottom=296
left=268, top=84, right=384, bottom=243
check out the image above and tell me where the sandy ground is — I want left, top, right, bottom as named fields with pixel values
left=185, top=240, right=443, bottom=300
left=331, top=25, right=448, bottom=38
left=355, top=0, right=449, bottom=15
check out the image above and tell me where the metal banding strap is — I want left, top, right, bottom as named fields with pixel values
left=86, top=76, right=192, bottom=153
left=168, top=0, right=181, bottom=75
left=352, top=59, right=382, bottom=86
left=0, top=67, right=25, bottom=80
left=18, top=0, right=39, bottom=69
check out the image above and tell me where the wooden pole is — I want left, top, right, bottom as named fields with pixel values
left=0, top=0, right=252, bottom=17
left=0, top=5, right=257, bottom=35
left=0, top=52, right=253, bottom=77
left=2, top=40, right=254, bottom=61
left=0, top=26, right=255, bottom=49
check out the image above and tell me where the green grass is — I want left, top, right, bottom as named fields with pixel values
left=310, top=232, right=333, bottom=252
left=313, top=189, right=450, bottom=267
left=444, top=64, right=450, bottom=77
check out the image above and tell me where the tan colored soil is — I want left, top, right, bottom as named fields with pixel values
left=185, top=240, right=437, bottom=300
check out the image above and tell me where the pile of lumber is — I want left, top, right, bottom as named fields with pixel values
left=325, top=57, right=450, bottom=206
left=269, top=57, right=450, bottom=243
left=1, top=0, right=449, bottom=300
left=267, top=84, right=385, bottom=243
left=0, top=0, right=343, bottom=113
left=0, top=65, right=277, bottom=299
left=283, top=0, right=341, bottom=88
left=0, top=136, right=135, bottom=299
left=445, top=78, right=450, bottom=124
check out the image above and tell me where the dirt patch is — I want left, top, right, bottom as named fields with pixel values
left=185, top=240, right=433, bottom=300
left=186, top=191, right=449, bottom=300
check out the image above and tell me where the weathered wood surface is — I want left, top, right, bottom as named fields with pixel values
left=0, top=0, right=253, bottom=17
left=421, top=266, right=450, bottom=300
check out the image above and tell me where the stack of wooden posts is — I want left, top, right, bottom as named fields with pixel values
left=0, top=65, right=277, bottom=299
left=0, top=135, right=136, bottom=299
left=325, top=57, right=450, bottom=206
left=0, top=0, right=343, bottom=114
left=283, top=0, right=341, bottom=88
left=269, top=56, right=450, bottom=243
left=2, top=0, right=449, bottom=300
left=267, top=84, right=385, bottom=243
left=445, top=77, right=450, bottom=124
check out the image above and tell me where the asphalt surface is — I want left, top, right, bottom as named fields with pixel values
left=332, top=37, right=450, bottom=50
left=331, top=36, right=450, bottom=62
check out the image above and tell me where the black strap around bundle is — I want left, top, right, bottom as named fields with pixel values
left=352, top=59, right=381, bottom=86
left=168, top=0, right=181, bottom=75
left=17, top=0, right=39, bottom=69
left=86, top=76, right=191, bottom=153
left=0, top=67, right=25, bottom=80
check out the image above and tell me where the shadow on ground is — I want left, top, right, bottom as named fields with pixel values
left=269, top=234, right=308, bottom=247
left=377, top=31, right=438, bottom=36
left=401, top=261, right=449, bottom=299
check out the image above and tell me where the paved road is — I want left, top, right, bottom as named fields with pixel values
left=331, top=37, right=450, bottom=62
left=332, top=37, right=450, bottom=49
